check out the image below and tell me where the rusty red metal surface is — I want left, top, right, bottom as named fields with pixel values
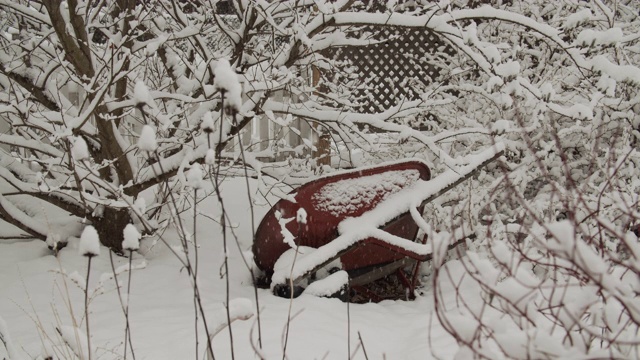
left=253, top=161, right=431, bottom=275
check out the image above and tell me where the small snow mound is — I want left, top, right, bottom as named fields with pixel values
left=228, top=298, right=254, bottom=320
left=122, top=224, right=141, bottom=251
left=138, top=125, right=158, bottom=152
left=72, top=136, right=89, bottom=161
left=214, top=59, right=242, bottom=112
left=186, top=164, right=204, bottom=190
left=79, top=225, right=100, bottom=257
left=133, top=81, right=154, bottom=106
left=495, top=61, right=520, bottom=78
left=313, top=170, right=420, bottom=216
left=201, top=112, right=215, bottom=133
left=296, top=208, right=307, bottom=224
left=205, top=148, right=216, bottom=165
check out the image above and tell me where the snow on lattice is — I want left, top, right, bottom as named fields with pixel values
left=312, top=169, right=420, bottom=216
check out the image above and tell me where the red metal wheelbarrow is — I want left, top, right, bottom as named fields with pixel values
left=253, top=147, right=504, bottom=301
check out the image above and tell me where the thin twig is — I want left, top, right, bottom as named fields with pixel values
left=233, top=113, right=263, bottom=349
left=357, top=332, right=369, bottom=360
left=85, top=256, right=92, bottom=360
left=125, top=251, right=136, bottom=360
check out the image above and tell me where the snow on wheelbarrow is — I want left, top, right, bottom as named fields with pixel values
left=253, top=145, right=505, bottom=300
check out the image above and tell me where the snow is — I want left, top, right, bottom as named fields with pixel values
left=495, top=61, right=520, bottom=78
left=78, top=226, right=100, bottom=257
left=590, top=55, right=640, bottom=85
left=0, top=179, right=459, bottom=359
left=313, top=169, right=421, bottom=216
left=576, top=28, right=624, bottom=47
left=7, top=2, right=639, bottom=357
left=208, top=298, right=255, bottom=338
left=201, top=111, right=215, bottom=133
left=273, top=246, right=314, bottom=276
left=214, top=59, right=242, bottom=112
left=138, top=125, right=158, bottom=152
left=186, top=164, right=204, bottom=190
left=71, top=136, right=89, bottom=161
left=134, top=197, right=146, bottom=214
left=563, top=9, right=592, bottom=29
left=122, top=224, right=140, bottom=251
left=491, top=119, right=511, bottom=134
left=0, top=315, right=19, bottom=360
left=548, top=103, right=593, bottom=120
left=296, top=207, right=307, bottom=224
left=58, top=325, right=93, bottom=360
left=205, top=148, right=216, bottom=165
left=303, top=270, right=348, bottom=297
left=272, top=145, right=504, bottom=287
left=275, top=211, right=297, bottom=249
left=133, top=81, right=155, bottom=107
left=145, top=34, right=168, bottom=55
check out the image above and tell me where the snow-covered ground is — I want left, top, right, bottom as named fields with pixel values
left=0, top=178, right=458, bottom=359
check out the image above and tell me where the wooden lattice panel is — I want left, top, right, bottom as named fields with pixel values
left=331, top=27, right=455, bottom=114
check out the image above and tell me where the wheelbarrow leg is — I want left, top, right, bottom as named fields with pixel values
left=395, top=269, right=414, bottom=300
left=406, top=232, right=429, bottom=299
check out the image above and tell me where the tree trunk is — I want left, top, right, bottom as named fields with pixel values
left=93, top=207, right=131, bottom=253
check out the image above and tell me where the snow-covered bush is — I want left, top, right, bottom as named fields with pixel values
left=0, top=0, right=638, bottom=356
left=0, top=0, right=493, bottom=251
left=419, top=1, right=640, bottom=358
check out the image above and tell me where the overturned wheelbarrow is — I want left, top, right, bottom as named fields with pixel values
left=253, top=147, right=504, bottom=300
